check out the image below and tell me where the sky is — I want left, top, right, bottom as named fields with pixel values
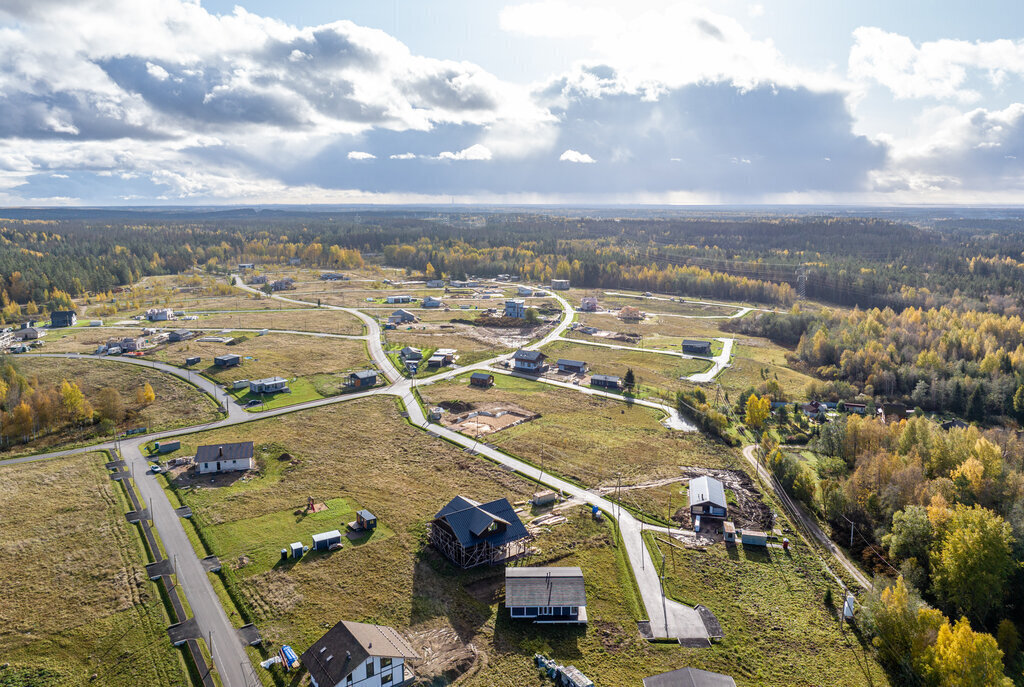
left=4, top=1, right=1024, bottom=205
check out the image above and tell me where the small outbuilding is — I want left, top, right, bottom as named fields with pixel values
left=168, top=329, right=194, bottom=343
left=422, top=296, right=443, bottom=308
left=312, top=529, right=343, bottom=552
left=185, top=356, right=201, bottom=366
left=589, top=374, right=620, bottom=389
left=470, top=372, right=494, bottom=388
left=682, top=340, right=713, bottom=356
left=155, top=440, right=180, bottom=454
left=214, top=354, right=241, bottom=368
left=386, top=295, right=412, bottom=304
left=505, top=566, right=588, bottom=624
left=739, top=529, right=768, bottom=547
left=356, top=510, right=377, bottom=530
left=348, top=370, right=378, bottom=388
left=557, top=359, right=587, bottom=374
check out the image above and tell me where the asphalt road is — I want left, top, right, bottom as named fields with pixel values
left=5, top=280, right=721, bottom=686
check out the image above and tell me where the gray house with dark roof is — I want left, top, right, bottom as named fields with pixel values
left=429, top=495, right=531, bottom=568
left=643, top=667, right=736, bottom=687
left=506, top=567, right=588, bottom=624
left=512, top=349, right=546, bottom=373
left=301, top=620, right=419, bottom=687
left=682, top=340, right=713, bottom=356
left=195, top=441, right=254, bottom=474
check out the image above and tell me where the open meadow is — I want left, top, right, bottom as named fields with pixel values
left=418, top=372, right=740, bottom=488
left=0, top=452, right=188, bottom=687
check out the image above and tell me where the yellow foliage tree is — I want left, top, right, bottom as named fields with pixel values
left=930, top=617, right=1012, bottom=687
left=744, top=393, right=770, bottom=430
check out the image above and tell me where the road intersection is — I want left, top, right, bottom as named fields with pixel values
left=2, top=280, right=865, bottom=685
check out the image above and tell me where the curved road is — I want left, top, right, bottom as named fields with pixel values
left=5, top=281, right=717, bottom=687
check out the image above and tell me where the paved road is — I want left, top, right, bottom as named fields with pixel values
left=742, top=445, right=872, bottom=591
left=552, top=335, right=734, bottom=383
left=5, top=279, right=716, bottom=686
left=121, top=438, right=257, bottom=687
left=398, top=386, right=708, bottom=641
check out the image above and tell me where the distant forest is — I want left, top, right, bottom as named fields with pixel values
left=4, top=210, right=1024, bottom=317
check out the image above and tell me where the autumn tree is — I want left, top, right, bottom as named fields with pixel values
left=863, top=576, right=945, bottom=682
left=135, top=382, right=155, bottom=406
left=96, top=387, right=125, bottom=424
left=930, top=617, right=1012, bottom=687
left=744, top=393, right=770, bottom=430
left=932, top=505, right=1014, bottom=623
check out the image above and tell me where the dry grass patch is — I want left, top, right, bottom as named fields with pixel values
left=419, top=373, right=740, bottom=487
left=195, top=308, right=364, bottom=335
left=0, top=452, right=188, bottom=686
left=540, top=340, right=709, bottom=396
left=153, top=332, right=371, bottom=381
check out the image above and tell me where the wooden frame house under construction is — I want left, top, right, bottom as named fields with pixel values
left=429, top=495, right=530, bottom=568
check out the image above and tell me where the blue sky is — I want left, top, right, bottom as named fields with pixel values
left=4, top=0, right=1024, bottom=205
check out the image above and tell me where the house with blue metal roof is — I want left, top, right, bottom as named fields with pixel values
left=429, top=495, right=531, bottom=568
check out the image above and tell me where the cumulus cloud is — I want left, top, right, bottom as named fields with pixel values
left=437, top=144, right=493, bottom=161
left=849, top=27, right=1024, bottom=101
left=559, top=149, right=596, bottom=163
left=389, top=152, right=417, bottom=160
left=347, top=151, right=376, bottom=160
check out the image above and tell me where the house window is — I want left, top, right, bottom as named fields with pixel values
left=366, top=659, right=375, bottom=677
left=382, top=672, right=393, bottom=685
left=381, top=658, right=392, bottom=669
left=539, top=607, right=553, bottom=615
left=525, top=607, right=538, bottom=616
left=346, top=676, right=353, bottom=686
left=511, top=607, right=525, bottom=617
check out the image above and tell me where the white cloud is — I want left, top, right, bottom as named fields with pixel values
left=559, top=149, right=596, bottom=163
left=347, top=151, right=376, bottom=160
left=849, top=27, right=1024, bottom=101
left=389, top=152, right=417, bottom=160
left=437, top=144, right=493, bottom=161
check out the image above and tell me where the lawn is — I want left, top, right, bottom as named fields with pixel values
left=540, top=340, right=710, bottom=396
left=589, top=293, right=744, bottom=318
left=194, top=308, right=364, bottom=335
left=0, top=452, right=189, bottom=687
left=648, top=534, right=889, bottom=686
left=418, top=372, right=741, bottom=488
left=1, top=357, right=221, bottom=458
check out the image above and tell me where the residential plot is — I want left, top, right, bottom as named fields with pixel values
left=193, top=308, right=364, bottom=335
left=584, top=292, right=744, bottom=317
left=419, top=373, right=740, bottom=487
left=574, top=312, right=731, bottom=348
left=539, top=340, right=710, bottom=396
left=0, top=452, right=188, bottom=687
left=649, top=535, right=889, bottom=686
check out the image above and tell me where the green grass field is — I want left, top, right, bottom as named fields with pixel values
left=0, top=452, right=189, bottom=687
left=648, top=534, right=889, bottom=686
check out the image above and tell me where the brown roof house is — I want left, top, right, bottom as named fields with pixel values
left=301, top=620, right=419, bottom=687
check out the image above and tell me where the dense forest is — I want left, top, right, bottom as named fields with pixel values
left=731, top=305, right=1024, bottom=418
left=6, top=210, right=1024, bottom=317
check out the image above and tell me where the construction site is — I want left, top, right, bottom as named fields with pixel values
left=438, top=401, right=540, bottom=436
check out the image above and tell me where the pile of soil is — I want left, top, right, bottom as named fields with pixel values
left=438, top=400, right=474, bottom=413
left=406, top=626, right=481, bottom=685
